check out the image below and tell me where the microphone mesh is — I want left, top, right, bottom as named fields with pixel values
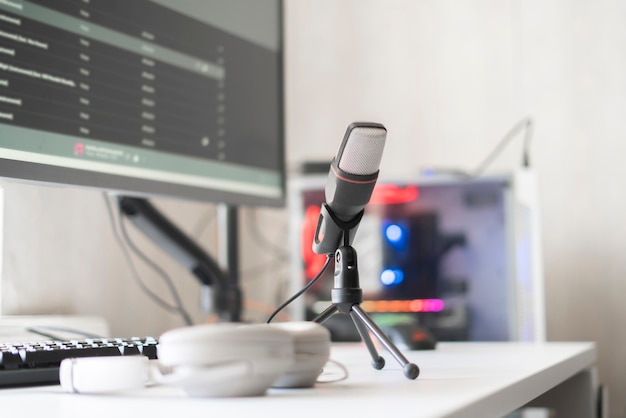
left=337, top=126, right=386, bottom=175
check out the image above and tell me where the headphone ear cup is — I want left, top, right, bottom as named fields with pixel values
left=157, top=323, right=295, bottom=397
left=268, top=321, right=331, bottom=388
left=156, top=360, right=253, bottom=396
left=59, top=356, right=150, bottom=394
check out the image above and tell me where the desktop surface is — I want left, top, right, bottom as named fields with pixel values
left=0, top=341, right=596, bottom=418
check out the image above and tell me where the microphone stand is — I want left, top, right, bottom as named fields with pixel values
left=313, top=205, right=420, bottom=380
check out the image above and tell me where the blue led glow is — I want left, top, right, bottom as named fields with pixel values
left=383, top=222, right=408, bottom=251
left=385, top=224, right=403, bottom=242
left=380, top=268, right=405, bottom=286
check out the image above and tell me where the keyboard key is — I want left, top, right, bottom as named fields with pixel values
left=0, top=349, right=22, bottom=369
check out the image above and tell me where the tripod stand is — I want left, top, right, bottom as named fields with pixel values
left=314, top=244, right=420, bottom=380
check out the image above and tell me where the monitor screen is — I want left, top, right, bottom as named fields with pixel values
left=0, top=0, right=284, bottom=206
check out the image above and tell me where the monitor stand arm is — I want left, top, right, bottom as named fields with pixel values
left=117, top=196, right=242, bottom=322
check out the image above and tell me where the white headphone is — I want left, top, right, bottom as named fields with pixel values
left=60, top=355, right=150, bottom=394
left=59, top=322, right=331, bottom=397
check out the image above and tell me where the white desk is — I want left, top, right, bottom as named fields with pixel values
left=0, top=342, right=597, bottom=418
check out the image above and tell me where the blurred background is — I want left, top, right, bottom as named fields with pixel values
left=0, top=0, right=624, bottom=415
left=285, top=1, right=626, bottom=414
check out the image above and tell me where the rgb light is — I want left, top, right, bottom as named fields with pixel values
left=370, top=184, right=419, bottom=205
left=383, top=222, right=408, bottom=251
left=361, top=299, right=445, bottom=313
left=385, top=224, right=403, bottom=242
left=380, top=268, right=405, bottom=286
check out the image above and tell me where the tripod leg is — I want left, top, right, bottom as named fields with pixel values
left=349, top=311, right=385, bottom=370
left=313, top=304, right=338, bottom=324
left=351, top=305, right=420, bottom=379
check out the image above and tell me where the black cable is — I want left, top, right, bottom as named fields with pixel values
left=247, top=209, right=290, bottom=258
left=266, top=255, right=332, bottom=324
left=103, top=193, right=176, bottom=312
left=242, top=209, right=291, bottom=293
left=241, top=254, right=290, bottom=280
left=470, top=117, right=533, bottom=177
left=25, top=325, right=104, bottom=340
left=102, top=193, right=193, bottom=326
left=117, top=204, right=194, bottom=326
left=425, top=117, right=534, bottom=178
left=191, top=205, right=217, bottom=240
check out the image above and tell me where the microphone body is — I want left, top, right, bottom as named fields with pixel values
left=313, top=122, right=387, bottom=255
left=325, top=163, right=379, bottom=223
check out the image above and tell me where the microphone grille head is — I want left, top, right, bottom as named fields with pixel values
left=336, top=124, right=387, bottom=175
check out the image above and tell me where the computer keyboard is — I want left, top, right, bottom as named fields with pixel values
left=0, top=337, right=158, bottom=388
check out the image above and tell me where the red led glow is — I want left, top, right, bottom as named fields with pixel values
left=301, top=205, right=327, bottom=280
left=412, top=331, right=428, bottom=342
left=370, top=184, right=419, bottom=205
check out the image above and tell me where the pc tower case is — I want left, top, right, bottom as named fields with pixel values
left=288, top=169, right=546, bottom=342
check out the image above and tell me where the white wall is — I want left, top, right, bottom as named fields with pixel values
left=285, top=0, right=626, bottom=415
left=0, top=183, right=202, bottom=336
left=0, top=178, right=293, bottom=336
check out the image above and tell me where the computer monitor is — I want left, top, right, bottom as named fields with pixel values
left=0, top=0, right=284, bottom=206
left=0, top=1, right=284, bottom=320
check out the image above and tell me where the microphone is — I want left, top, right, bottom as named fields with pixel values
left=308, top=123, right=421, bottom=380
left=313, top=122, right=387, bottom=255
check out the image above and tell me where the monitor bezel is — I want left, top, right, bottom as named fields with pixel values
left=0, top=1, right=286, bottom=208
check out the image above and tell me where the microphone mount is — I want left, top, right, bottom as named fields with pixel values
left=312, top=204, right=420, bottom=380
left=312, top=204, right=364, bottom=255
